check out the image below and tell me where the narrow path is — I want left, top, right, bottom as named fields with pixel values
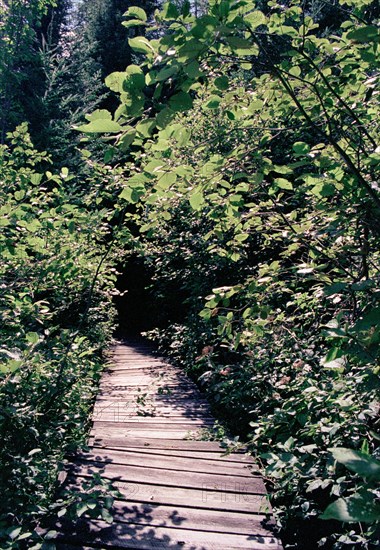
left=54, top=339, right=283, bottom=549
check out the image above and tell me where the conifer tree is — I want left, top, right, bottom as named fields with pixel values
left=0, top=0, right=56, bottom=142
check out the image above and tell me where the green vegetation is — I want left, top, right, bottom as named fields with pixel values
left=0, top=123, right=120, bottom=548
left=0, top=0, right=379, bottom=547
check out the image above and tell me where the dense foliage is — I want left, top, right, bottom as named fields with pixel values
left=0, top=124, right=121, bottom=547
left=1, top=0, right=379, bottom=548
left=77, top=0, right=380, bottom=547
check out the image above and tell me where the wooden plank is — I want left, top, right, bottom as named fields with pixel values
left=92, top=399, right=211, bottom=409
left=100, top=376, right=190, bottom=384
left=99, top=381, right=196, bottom=389
left=93, top=401, right=211, bottom=410
left=108, top=500, right=275, bottom=536
left=52, top=519, right=282, bottom=549
left=92, top=410, right=212, bottom=419
left=90, top=429, right=205, bottom=440
left=89, top=444, right=251, bottom=464
left=74, top=449, right=258, bottom=475
left=93, top=401, right=211, bottom=413
left=67, top=462, right=265, bottom=492
left=92, top=414, right=213, bottom=423
left=95, top=397, right=210, bottom=405
left=92, top=407, right=212, bottom=417
left=92, top=415, right=214, bottom=423
left=97, top=391, right=204, bottom=399
left=92, top=410, right=213, bottom=419
left=89, top=437, right=242, bottom=452
left=66, top=477, right=270, bottom=514
left=93, top=422, right=214, bottom=431
left=97, top=390, right=197, bottom=398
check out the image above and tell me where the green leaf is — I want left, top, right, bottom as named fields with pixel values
left=347, top=25, right=379, bottom=43
left=354, top=307, right=380, bottom=331
left=205, top=95, right=222, bottom=109
left=171, top=125, right=190, bottom=146
left=119, top=187, right=143, bottom=204
left=226, top=37, right=259, bottom=55
left=161, top=2, right=179, bottom=19
left=101, top=508, right=114, bottom=524
left=177, top=40, right=205, bottom=61
left=169, top=92, right=193, bottom=112
left=155, top=66, right=179, bottom=82
left=324, top=347, right=344, bottom=363
left=189, top=191, right=204, bottom=210
left=158, top=172, right=177, bottom=188
left=122, top=18, right=147, bottom=28
left=192, top=16, right=218, bottom=39
left=26, top=332, right=39, bottom=344
left=214, top=76, right=229, bottom=90
left=289, top=66, right=301, bottom=77
left=104, top=148, right=115, bottom=163
left=293, top=142, right=310, bottom=155
left=184, top=61, right=202, bottom=79
left=105, top=72, right=126, bottom=93
left=119, top=129, right=137, bottom=151
left=124, top=66, right=146, bottom=90
left=144, top=160, right=165, bottom=175
left=128, top=37, right=155, bottom=55
left=85, top=109, right=111, bottom=121
left=30, top=173, right=43, bottom=186
left=123, top=6, right=147, bottom=21
left=156, top=108, right=176, bottom=129
left=275, top=178, right=293, bottom=190
left=76, top=119, right=122, bottom=134
left=293, top=141, right=310, bottom=155
left=330, top=447, right=380, bottom=481
left=0, top=360, right=23, bottom=374
left=248, top=99, right=263, bottom=112
left=245, top=10, right=266, bottom=29
left=136, top=119, right=156, bottom=137
left=321, top=491, right=380, bottom=523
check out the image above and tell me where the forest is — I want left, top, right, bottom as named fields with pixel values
left=0, top=0, right=379, bottom=548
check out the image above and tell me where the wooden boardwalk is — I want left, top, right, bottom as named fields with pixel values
left=53, top=340, right=283, bottom=549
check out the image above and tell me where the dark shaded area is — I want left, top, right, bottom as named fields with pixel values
left=114, top=254, right=194, bottom=338
left=113, top=256, right=159, bottom=337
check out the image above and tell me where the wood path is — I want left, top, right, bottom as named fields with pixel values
left=53, top=339, right=283, bottom=549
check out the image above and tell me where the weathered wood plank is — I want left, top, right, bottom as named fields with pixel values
left=92, top=414, right=214, bottom=423
left=96, top=391, right=204, bottom=400
left=74, top=449, right=258, bottom=475
left=66, top=462, right=265, bottom=492
left=66, top=476, right=270, bottom=514
left=94, top=397, right=210, bottom=405
left=93, top=402, right=211, bottom=416
left=92, top=413, right=214, bottom=423
left=98, top=384, right=194, bottom=391
left=90, top=429, right=206, bottom=440
left=106, top=500, right=276, bottom=535
left=93, top=422, right=214, bottom=431
left=53, top=519, right=282, bottom=549
left=90, top=444, right=251, bottom=464
left=89, top=437, right=241, bottom=452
